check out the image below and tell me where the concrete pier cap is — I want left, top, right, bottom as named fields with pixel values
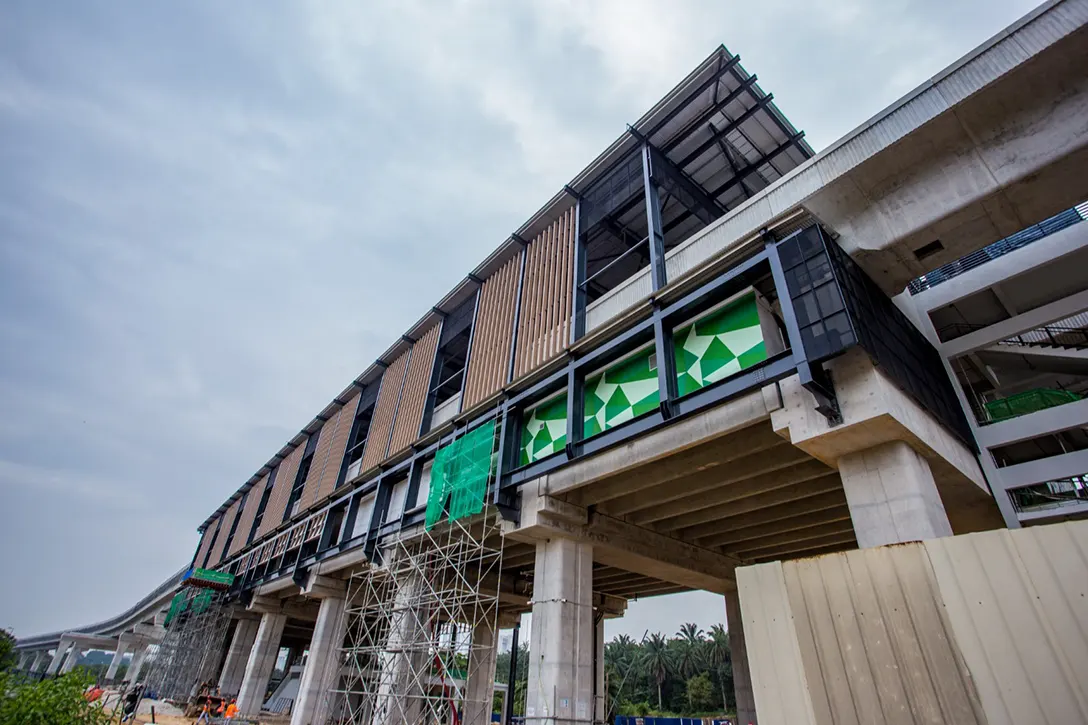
left=769, top=348, right=1003, bottom=536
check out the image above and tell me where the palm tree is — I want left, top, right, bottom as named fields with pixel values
left=641, top=633, right=672, bottom=710
left=674, top=623, right=705, bottom=679
left=706, top=624, right=732, bottom=709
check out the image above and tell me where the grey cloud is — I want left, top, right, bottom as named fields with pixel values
left=0, top=0, right=1038, bottom=637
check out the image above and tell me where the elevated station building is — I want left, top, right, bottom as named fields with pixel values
left=16, top=1, right=1088, bottom=723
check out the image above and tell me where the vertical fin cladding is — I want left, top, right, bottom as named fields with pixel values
left=297, top=420, right=329, bottom=513
left=227, top=475, right=265, bottom=558
left=360, top=350, right=411, bottom=472
left=207, top=499, right=238, bottom=567
left=389, top=323, right=442, bottom=455
left=259, top=444, right=305, bottom=538
left=513, top=204, right=576, bottom=379
left=463, top=252, right=521, bottom=408
left=311, top=392, right=361, bottom=504
left=193, top=525, right=216, bottom=570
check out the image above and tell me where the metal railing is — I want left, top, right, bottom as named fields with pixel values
left=998, top=324, right=1088, bottom=351
left=581, top=235, right=650, bottom=295
left=908, top=203, right=1087, bottom=295
left=1010, top=474, right=1088, bottom=513
left=982, top=387, right=1083, bottom=424
left=939, top=321, right=1088, bottom=350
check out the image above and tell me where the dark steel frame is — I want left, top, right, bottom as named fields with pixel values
left=228, top=226, right=857, bottom=594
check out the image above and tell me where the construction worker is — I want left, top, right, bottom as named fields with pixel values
left=224, top=698, right=239, bottom=719
left=196, top=700, right=212, bottom=724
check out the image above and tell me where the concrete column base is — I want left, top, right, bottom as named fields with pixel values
left=105, top=643, right=130, bottom=682
left=236, top=612, right=287, bottom=717
left=219, top=618, right=260, bottom=695
left=60, top=643, right=82, bottom=674
left=526, top=537, right=594, bottom=725
left=291, top=596, right=348, bottom=725
left=464, top=623, right=498, bottom=725
left=725, top=589, right=756, bottom=725
left=595, top=618, right=606, bottom=722
left=840, top=440, right=953, bottom=547
left=127, top=645, right=150, bottom=684
left=45, top=642, right=71, bottom=677
left=373, top=570, right=431, bottom=725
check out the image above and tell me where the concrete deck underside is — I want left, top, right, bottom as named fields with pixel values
left=501, top=377, right=1000, bottom=604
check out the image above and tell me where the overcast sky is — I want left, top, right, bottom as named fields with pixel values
left=0, top=0, right=1040, bottom=642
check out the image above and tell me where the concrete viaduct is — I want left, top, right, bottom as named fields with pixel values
left=15, top=2, right=1088, bottom=724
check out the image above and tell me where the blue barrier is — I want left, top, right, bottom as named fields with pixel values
left=614, top=717, right=733, bottom=725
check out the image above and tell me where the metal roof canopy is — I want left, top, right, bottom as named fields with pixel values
left=199, top=46, right=813, bottom=531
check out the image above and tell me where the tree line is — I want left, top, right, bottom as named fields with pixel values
left=495, top=623, right=735, bottom=719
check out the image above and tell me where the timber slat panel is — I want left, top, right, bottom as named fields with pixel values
left=227, top=476, right=264, bottom=558
left=207, top=499, right=238, bottom=567
left=513, top=206, right=576, bottom=379
left=360, top=350, right=411, bottom=472
left=258, top=444, right=305, bottom=539
left=389, top=323, right=441, bottom=454
left=296, top=421, right=328, bottom=511
left=463, top=252, right=521, bottom=408
left=310, top=392, right=360, bottom=504
left=193, top=525, right=216, bottom=570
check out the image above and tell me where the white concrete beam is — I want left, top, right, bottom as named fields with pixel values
left=942, top=288, right=1088, bottom=357
left=975, top=397, right=1088, bottom=449
left=508, top=494, right=738, bottom=594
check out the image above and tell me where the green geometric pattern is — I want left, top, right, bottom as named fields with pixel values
left=518, top=291, right=767, bottom=466
left=425, top=420, right=496, bottom=530
left=674, top=291, right=767, bottom=397
left=520, top=393, right=568, bottom=466
left=583, top=348, right=659, bottom=438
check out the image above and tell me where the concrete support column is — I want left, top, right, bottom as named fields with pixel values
left=595, top=618, right=606, bottom=723
left=105, top=642, right=131, bottom=682
left=127, top=644, right=150, bottom=684
left=725, top=589, right=756, bottom=725
left=30, top=651, right=47, bottom=674
left=464, top=622, right=498, bottom=725
left=291, top=595, right=348, bottom=725
left=46, top=640, right=72, bottom=676
left=236, top=612, right=287, bottom=717
left=60, top=643, right=83, bottom=674
left=16, top=651, right=30, bottom=670
left=840, top=440, right=953, bottom=548
left=219, top=618, right=260, bottom=695
left=373, top=571, right=430, bottom=725
left=526, top=537, right=594, bottom=725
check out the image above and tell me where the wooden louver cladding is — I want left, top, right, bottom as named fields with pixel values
left=463, top=252, right=521, bottom=409
left=193, top=525, right=216, bottom=569
left=258, top=443, right=306, bottom=539
left=388, top=323, right=442, bottom=455
left=360, top=350, right=411, bottom=472
left=309, top=392, right=360, bottom=505
left=512, top=205, right=575, bottom=380
left=207, top=499, right=238, bottom=567
left=227, top=476, right=264, bottom=558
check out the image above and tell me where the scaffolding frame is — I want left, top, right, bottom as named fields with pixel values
left=329, top=508, right=506, bottom=725
left=143, top=587, right=233, bottom=703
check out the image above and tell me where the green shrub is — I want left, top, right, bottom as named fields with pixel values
left=0, top=671, right=112, bottom=725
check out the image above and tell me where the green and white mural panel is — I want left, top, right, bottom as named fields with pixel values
left=674, top=290, right=769, bottom=397
left=520, top=393, right=569, bottom=466
left=519, top=289, right=772, bottom=467
left=583, top=346, right=659, bottom=438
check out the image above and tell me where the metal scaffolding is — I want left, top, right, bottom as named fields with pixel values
left=329, top=508, right=506, bottom=725
left=143, top=586, right=233, bottom=702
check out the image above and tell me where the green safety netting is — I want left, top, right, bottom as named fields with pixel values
left=983, top=388, right=1081, bottom=423
left=425, top=420, right=497, bottom=530
left=164, top=591, right=187, bottom=627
